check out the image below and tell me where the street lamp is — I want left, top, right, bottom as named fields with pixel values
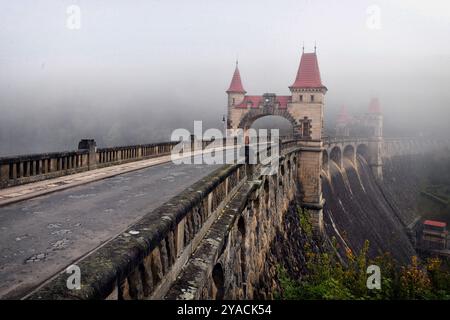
left=222, top=115, right=227, bottom=138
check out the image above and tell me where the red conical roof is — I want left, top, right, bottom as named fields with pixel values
left=368, top=98, right=381, bottom=113
left=226, top=64, right=246, bottom=93
left=290, top=52, right=325, bottom=89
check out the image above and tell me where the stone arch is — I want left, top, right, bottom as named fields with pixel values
left=251, top=115, right=296, bottom=138
left=238, top=110, right=297, bottom=130
left=330, top=146, right=342, bottom=168
left=343, top=144, right=355, bottom=164
left=212, top=263, right=225, bottom=300
left=357, top=144, right=369, bottom=162
left=235, top=107, right=304, bottom=141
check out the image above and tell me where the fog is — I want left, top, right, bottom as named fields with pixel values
left=1, top=0, right=449, bottom=156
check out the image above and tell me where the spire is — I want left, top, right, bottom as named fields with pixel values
left=226, top=62, right=246, bottom=94
left=290, top=50, right=326, bottom=89
left=368, top=98, right=381, bottom=113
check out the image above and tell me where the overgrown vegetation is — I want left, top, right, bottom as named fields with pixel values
left=419, top=153, right=450, bottom=222
left=278, top=208, right=450, bottom=300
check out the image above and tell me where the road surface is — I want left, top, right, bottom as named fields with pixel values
left=0, top=154, right=225, bottom=299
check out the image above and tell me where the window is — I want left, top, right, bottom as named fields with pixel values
left=302, top=117, right=312, bottom=138
left=310, top=95, right=314, bottom=102
left=303, top=121, right=310, bottom=137
left=299, top=95, right=303, bottom=102
left=232, top=98, right=235, bottom=105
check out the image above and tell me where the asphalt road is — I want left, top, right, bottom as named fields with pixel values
left=0, top=156, right=224, bottom=299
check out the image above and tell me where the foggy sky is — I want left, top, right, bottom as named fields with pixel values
left=1, top=0, right=449, bottom=155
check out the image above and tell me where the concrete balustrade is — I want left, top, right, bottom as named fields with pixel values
left=0, top=140, right=183, bottom=189
left=0, top=150, right=90, bottom=189
left=95, top=142, right=178, bottom=168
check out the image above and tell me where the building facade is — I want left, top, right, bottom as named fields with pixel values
left=225, top=49, right=327, bottom=232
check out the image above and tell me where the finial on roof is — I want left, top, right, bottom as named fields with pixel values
left=226, top=60, right=246, bottom=94
left=302, top=42, right=304, bottom=53
left=314, top=41, right=317, bottom=53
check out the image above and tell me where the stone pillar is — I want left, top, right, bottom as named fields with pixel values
left=298, top=145, right=324, bottom=234
left=366, top=110, right=383, bottom=180
left=78, top=139, right=97, bottom=170
left=368, top=137, right=383, bottom=180
left=0, top=164, right=9, bottom=187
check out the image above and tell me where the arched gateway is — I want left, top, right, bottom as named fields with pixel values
left=225, top=49, right=328, bottom=233
left=226, top=50, right=327, bottom=141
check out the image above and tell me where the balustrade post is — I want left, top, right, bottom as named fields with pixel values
left=78, top=139, right=97, bottom=170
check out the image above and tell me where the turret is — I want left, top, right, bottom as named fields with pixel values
left=367, top=98, right=383, bottom=138
left=335, top=105, right=351, bottom=137
left=288, top=49, right=327, bottom=140
left=226, top=61, right=246, bottom=109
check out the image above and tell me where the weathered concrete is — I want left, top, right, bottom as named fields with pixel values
left=0, top=155, right=224, bottom=299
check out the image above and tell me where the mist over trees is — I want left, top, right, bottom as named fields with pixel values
left=1, top=1, right=449, bottom=156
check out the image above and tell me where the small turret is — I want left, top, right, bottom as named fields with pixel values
left=226, top=61, right=246, bottom=108
left=367, top=98, right=383, bottom=137
left=336, top=105, right=351, bottom=137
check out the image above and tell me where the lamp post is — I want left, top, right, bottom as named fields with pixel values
left=222, top=115, right=227, bottom=139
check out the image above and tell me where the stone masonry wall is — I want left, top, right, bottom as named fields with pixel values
left=165, top=151, right=302, bottom=299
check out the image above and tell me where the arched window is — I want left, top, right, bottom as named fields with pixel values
left=212, top=263, right=225, bottom=300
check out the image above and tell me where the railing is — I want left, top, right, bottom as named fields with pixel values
left=0, top=137, right=254, bottom=189
left=0, top=150, right=90, bottom=188
left=323, top=136, right=372, bottom=146
left=96, top=142, right=178, bottom=167
left=0, top=140, right=181, bottom=189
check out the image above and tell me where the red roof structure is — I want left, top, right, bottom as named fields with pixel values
left=368, top=98, right=381, bottom=113
left=226, top=64, right=246, bottom=93
left=424, top=220, right=447, bottom=228
left=290, top=52, right=325, bottom=89
left=234, top=95, right=291, bottom=109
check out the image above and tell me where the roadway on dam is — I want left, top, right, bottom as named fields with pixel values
left=0, top=153, right=230, bottom=299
